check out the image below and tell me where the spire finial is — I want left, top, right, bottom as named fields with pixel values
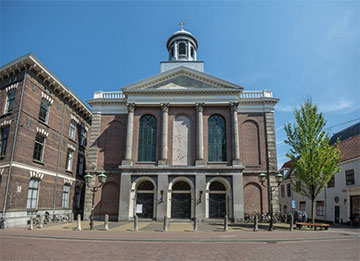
left=179, top=21, right=185, bottom=31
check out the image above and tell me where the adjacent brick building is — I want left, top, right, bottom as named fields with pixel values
left=85, top=26, right=280, bottom=222
left=0, top=54, right=91, bottom=227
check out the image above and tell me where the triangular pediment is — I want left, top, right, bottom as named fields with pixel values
left=122, top=66, right=243, bottom=93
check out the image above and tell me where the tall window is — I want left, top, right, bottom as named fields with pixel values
left=287, top=183, right=291, bottom=197
left=208, top=115, right=226, bottom=161
left=80, top=128, right=87, bottom=147
left=316, top=201, right=325, bottom=216
left=26, top=178, right=40, bottom=209
left=6, top=90, right=16, bottom=113
left=281, top=184, right=285, bottom=198
left=66, top=149, right=74, bottom=172
left=346, top=169, right=355, bottom=185
left=74, top=186, right=81, bottom=209
left=178, top=43, right=186, bottom=55
left=33, top=134, right=45, bottom=162
left=0, top=127, right=10, bottom=156
left=62, top=184, right=70, bottom=208
left=38, top=100, right=50, bottom=123
left=77, top=155, right=85, bottom=175
left=69, top=120, right=76, bottom=140
left=138, top=115, right=157, bottom=162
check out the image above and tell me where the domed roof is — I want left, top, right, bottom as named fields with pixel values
left=166, top=29, right=198, bottom=50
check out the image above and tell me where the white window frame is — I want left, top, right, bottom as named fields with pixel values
left=62, top=184, right=70, bottom=208
left=26, top=178, right=40, bottom=210
left=5, top=90, right=16, bottom=113
left=69, top=120, right=76, bottom=140
left=33, top=134, right=46, bottom=162
left=66, top=149, right=74, bottom=172
left=38, top=99, right=50, bottom=123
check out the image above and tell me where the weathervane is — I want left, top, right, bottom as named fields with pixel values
left=179, top=21, right=185, bottom=31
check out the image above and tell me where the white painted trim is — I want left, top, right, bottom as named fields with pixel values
left=5, top=82, right=19, bottom=92
left=36, top=127, right=49, bottom=137
left=0, top=120, right=12, bottom=128
left=0, top=162, right=76, bottom=181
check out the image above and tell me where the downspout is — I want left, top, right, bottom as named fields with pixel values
left=263, top=111, right=271, bottom=215
left=53, top=98, right=67, bottom=218
left=1, top=66, right=29, bottom=226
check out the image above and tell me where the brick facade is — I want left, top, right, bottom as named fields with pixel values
left=0, top=54, right=91, bottom=227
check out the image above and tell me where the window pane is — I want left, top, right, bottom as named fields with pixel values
left=0, top=127, right=10, bottom=156
left=208, top=115, right=226, bottom=161
left=38, top=100, right=49, bottom=122
left=138, top=115, right=157, bottom=161
left=6, top=91, right=16, bottom=112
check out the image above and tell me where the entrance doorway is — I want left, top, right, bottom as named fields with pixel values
left=334, top=206, right=340, bottom=224
left=171, top=181, right=191, bottom=219
left=136, top=181, right=154, bottom=219
left=209, top=181, right=227, bottom=218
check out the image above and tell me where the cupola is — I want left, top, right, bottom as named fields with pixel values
left=160, top=22, right=204, bottom=73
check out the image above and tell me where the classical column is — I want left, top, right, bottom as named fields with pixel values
left=231, top=102, right=242, bottom=166
left=122, top=103, right=135, bottom=166
left=195, top=102, right=206, bottom=166
left=159, top=103, right=169, bottom=166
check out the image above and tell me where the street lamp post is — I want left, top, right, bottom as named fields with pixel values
left=84, top=172, right=107, bottom=230
left=258, top=172, right=283, bottom=231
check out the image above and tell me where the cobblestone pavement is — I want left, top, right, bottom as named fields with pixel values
left=1, top=222, right=359, bottom=260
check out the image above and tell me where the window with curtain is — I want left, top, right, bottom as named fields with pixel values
left=208, top=115, right=226, bottom=161
left=26, top=178, right=40, bottom=209
left=69, top=120, right=76, bottom=140
left=6, top=90, right=16, bottom=113
left=138, top=115, right=157, bottom=162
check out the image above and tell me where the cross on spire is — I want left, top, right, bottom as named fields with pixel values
left=179, top=21, right=185, bottom=31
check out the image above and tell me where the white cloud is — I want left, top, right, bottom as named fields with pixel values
left=319, top=98, right=358, bottom=113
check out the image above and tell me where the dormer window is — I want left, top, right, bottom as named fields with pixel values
left=178, top=43, right=186, bottom=56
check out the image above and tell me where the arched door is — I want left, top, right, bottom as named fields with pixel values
left=136, top=181, right=154, bottom=219
left=209, top=181, right=227, bottom=218
left=171, top=181, right=191, bottom=219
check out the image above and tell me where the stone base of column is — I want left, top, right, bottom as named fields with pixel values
left=195, top=159, right=206, bottom=166
left=121, top=159, right=133, bottom=166
left=158, top=159, right=168, bottom=166
left=232, top=159, right=243, bottom=167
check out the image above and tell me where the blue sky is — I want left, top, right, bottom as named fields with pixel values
left=1, top=0, right=359, bottom=168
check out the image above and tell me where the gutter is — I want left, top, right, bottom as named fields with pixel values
left=1, top=66, right=28, bottom=227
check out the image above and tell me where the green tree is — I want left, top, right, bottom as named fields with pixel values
left=284, top=99, right=341, bottom=224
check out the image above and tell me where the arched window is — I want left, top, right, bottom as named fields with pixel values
left=208, top=115, right=226, bottom=161
left=191, top=47, right=194, bottom=58
left=178, top=43, right=186, bottom=55
left=138, top=115, right=157, bottom=161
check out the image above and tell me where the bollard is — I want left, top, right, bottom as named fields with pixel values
left=163, top=216, right=168, bottom=232
left=193, top=217, right=198, bottom=232
left=134, top=215, right=138, bottom=232
left=289, top=215, right=294, bottom=231
left=253, top=215, right=258, bottom=232
left=76, top=214, right=81, bottom=231
left=29, top=216, right=34, bottom=230
left=104, top=214, right=109, bottom=231
left=223, top=215, right=228, bottom=232
left=70, top=213, right=74, bottom=223
left=39, top=215, right=44, bottom=229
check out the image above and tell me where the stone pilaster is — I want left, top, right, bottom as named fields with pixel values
left=195, top=102, right=206, bottom=166
left=158, top=103, right=169, bottom=166
left=83, top=113, right=101, bottom=220
left=122, top=103, right=135, bottom=166
left=230, top=102, right=242, bottom=166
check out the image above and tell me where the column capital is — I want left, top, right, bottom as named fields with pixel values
left=127, top=103, right=135, bottom=113
left=161, top=103, right=170, bottom=113
left=195, top=102, right=205, bottom=112
left=230, top=102, right=239, bottom=112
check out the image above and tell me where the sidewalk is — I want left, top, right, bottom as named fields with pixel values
left=1, top=221, right=359, bottom=243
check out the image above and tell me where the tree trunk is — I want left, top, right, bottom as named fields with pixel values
left=311, top=198, right=315, bottom=228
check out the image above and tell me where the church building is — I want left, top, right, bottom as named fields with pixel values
left=85, top=25, right=280, bottom=222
